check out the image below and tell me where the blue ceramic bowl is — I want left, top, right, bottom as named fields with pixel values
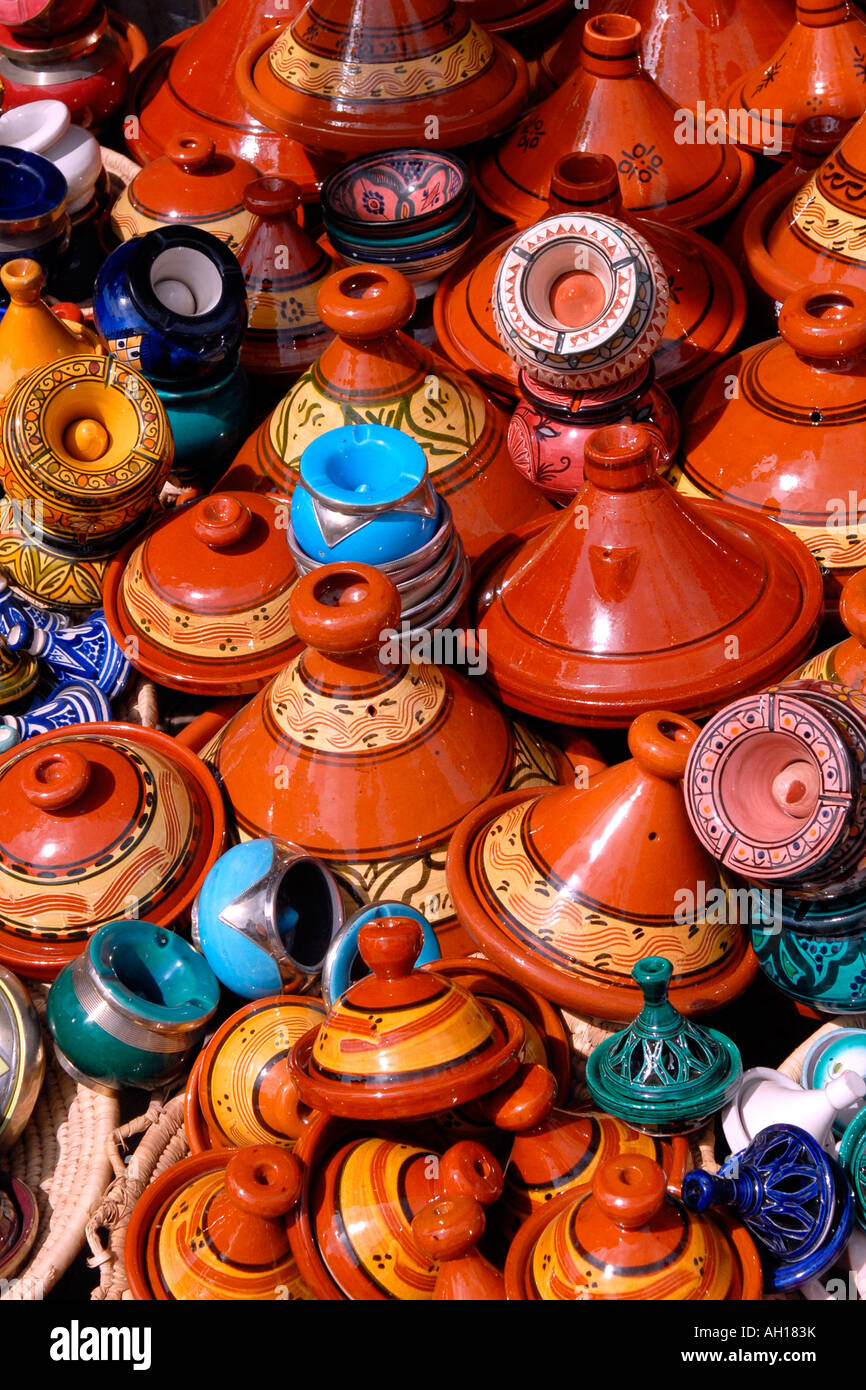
left=192, top=838, right=344, bottom=999
left=751, top=895, right=866, bottom=1015
left=291, top=424, right=437, bottom=565
left=325, top=200, right=475, bottom=253
left=0, top=146, right=69, bottom=301
left=46, top=920, right=220, bottom=1093
left=93, top=225, right=248, bottom=385
left=321, top=902, right=441, bottom=1008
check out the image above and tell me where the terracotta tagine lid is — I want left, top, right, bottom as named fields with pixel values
left=103, top=492, right=301, bottom=697
left=191, top=994, right=325, bottom=1152
left=201, top=563, right=568, bottom=946
left=125, top=1145, right=313, bottom=1300
left=722, top=0, right=866, bottom=159
left=447, top=710, right=759, bottom=1022
left=504, top=1152, right=763, bottom=1299
left=744, top=107, right=866, bottom=305
left=289, top=917, right=524, bottom=1120
left=543, top=0, right=794, bottom=111
left=126, top=0, right=333, bottom=194
left=0, top=258, right=102, bottom=400
left=234, top=0, right=530, bottom=156
left=798, top=567, right=866, bottom=688
left=0, top=723, right=225, bottom=981
left=470, top=424, right=824, bottom=728
left=220, top=264, right=553, bottom=564
left=237, top=176, right=335, bottom=378
left=110, top=132, right=260, bottom=253
left=476, top=13, right=754, bottom=230
left=676, top=285, right=866, bottom=613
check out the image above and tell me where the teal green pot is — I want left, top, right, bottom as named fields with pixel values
left=751, top=897, right=866, bottom=1015
left=156, top=364, right=249, bottom=489
left=46, top=920, right=220, bottom=1093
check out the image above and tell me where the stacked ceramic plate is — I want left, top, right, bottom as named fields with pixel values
left=322, top=149, right=477, bottom=286
left=288, top=495, right=470, bottom=640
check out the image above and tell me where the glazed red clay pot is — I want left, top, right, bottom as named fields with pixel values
left=200, top=563, right=569, bottom=955
left=676, top=284, right=866, bottom=619
left=477, top=13, right=754, bottom=229
left=235, top=0, right=530, bottom=156
left=722, top=0, right=866, bottom=158
left=447, top=709, right=759, bottom=1021
left=126, top=0, right=332, bottom=194
left=220, top=264, right=553, bottom=564
left=471, top=424, right=824, bottom=729
left=797, top=568, right=866, bottom=688
left=543, top=0, right=794, bottom=111
left=457, top=0, right=572, bottom=35
left=0, top=0, right=94, bottom=36
left=0, top=7, right=129, bottom=132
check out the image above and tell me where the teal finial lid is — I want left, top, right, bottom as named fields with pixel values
left=585, top=957, right=743, bottom=1135
left=838, top=1106, right=866, bottom=1231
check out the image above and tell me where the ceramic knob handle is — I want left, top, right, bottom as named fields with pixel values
left=289, top=563, right=401, bottom=655
left=581, top=14, right=642, bottom=77
left=593, top=1155, right=667, bottom=1228
left=474, top=1062, right=557, bottom=1132
left=244, top=175, right=301, bottom=218
left=778, top=287, right=866, bottom=363
left=0, top=258, right=43, bottom=304
left=840, top=569, right=866, bottom=645
left=192, top=495, right=253, bottom=549
left=412, top=1193, right=486, bottom=1262
left=681, top=1168, right=732, bottom=1213
left=317, top=265, right=416, bottom=340
left=19, top=746, right=91, bottom=809
left=358, top=917, right=423, bottom=980
left=583, top=424, right=656, bottom=491
left=166, top=132, right=216, bottom=173
left=632, top=956, right=673, bottom=1006
left=548, top=153, right=624, bottom=218
left=224, top=1145, right=303, bottom=1218
left=628, top=711, right=700, bottom=782
left=792, top=114, right=853, bottom=161
left=438, top=1142, right=503, bottom=1206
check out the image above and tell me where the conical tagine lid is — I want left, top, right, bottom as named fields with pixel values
left=798, top=567, right=866, bottom=688
left=471, top=424, right=824, bottom=727
left=477, top=13, right=753, bottom=229
left=221, top=264, right=552, bottom=563
left=447, top=710, right=758, bottom=1021
left=235, top=0, right=530, bottom=156
left=202, top=563, right=567, bottom=934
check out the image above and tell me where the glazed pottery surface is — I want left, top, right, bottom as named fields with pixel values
left=797, top=568, right=866, bottom=688
left=0, top=7, right=129, bottom=133
left=803, top=1028, right=866, bottom=1134
left=221, top=263, right=553, bottom=564
left=235, top=0, right=530, bottom=156
left=323, top=150, right=472, bottom=238
left=0, top=99, right=101, bottom=214
left=200, top=563, right=568, bottom=943
left=470, top=424, right=824, bottom=728
left=477, top=13, right=753, bottom=229
left=0, top=258, right=102, bottom=400
left=0, top=722, right=225, bottom=980
left=722, top=1065, right=865, bottom=1153
left=0, top=1176, right=38, bottom=1280
left=838, top=1105, right=866, bottom=1228
left=0, top=146, right=69, bottom=299
left=0, top=963, right=43, bottom=1149
left=6, top=607, right=129, bottom=698
left=323, top=902, right=440, bottom=1009
left=0, top=0, right=95, bottom=35
left=447, top=711, right=759, bottom=1021
left=750, top=894, right=866, bottom=1014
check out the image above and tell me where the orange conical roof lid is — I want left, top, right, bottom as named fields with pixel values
left=472, top=424, right=824, bottom=726
left=0, top=259, right=101, bottom=400
left=477, top=13, right=753, bottom=229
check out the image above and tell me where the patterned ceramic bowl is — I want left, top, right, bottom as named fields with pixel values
left=322, top=149, right=472, bottom=241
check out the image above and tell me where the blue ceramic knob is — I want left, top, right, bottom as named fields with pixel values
left=0, top=148, right=70, bottom=303
left=5, top=608, right=130, bottom=698
left=291, top=424, right=438, bottom=565
left=192, top=838, right=345, bottom=999
left=0, top=576, right=69, bottom=637
left=321, top=901, right=441, bottom=1007
left=682, top=1123, right=854, bottom=1292
left=46, top=920, right=220, bottom=1093
left=93, top=225, right=248, bottom=385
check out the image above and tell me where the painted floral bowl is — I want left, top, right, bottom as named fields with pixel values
left=322, top=150, right=472, bottom=241
left=751, top=896, right=866, bottom=1015
left=327, top=202, right=476, bottom=254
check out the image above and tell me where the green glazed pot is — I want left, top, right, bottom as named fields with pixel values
left=157, top=363, right=249, bottom=490
left=46, top=920, right=220, bottom=1094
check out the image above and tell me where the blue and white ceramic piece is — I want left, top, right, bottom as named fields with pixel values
left=1, top=678, right=110, bottom=738
left=192, top=838, right=345, bottom=1000
left=722, top=1066, right=866, bottom=1155
left=321, top=901, right=441, bottom=1008
left=751, top=895, right=866, bottom=1015
left=682, top=1123, right=855, bottom=1292
left=291, top=424, right=437, bottom=565
left=803, top=1029, right=866, bottom=1138
left=0, top=147, right=69, bottom=302
left=93, top=225, right=248, bottom=385
left=5, top=609, right=130, bottom=698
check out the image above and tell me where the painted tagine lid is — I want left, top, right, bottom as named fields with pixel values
left=201, top=563, right=568, bottom=938
left=722, top=0, right=866, bottom=159
left=110, top=132, right=260, bottom=252
left=125, top=1145, right=313, bottom=1300
left=447, top=711, right=758, bottom=1022
left=126, top=0, right=332, bottom=194
left=221, top=264, right=552, bottom=564
left=234, top=0, right=530, bottom=156
left=676, top=285, right=866, bottom=596
left=0, top=258, right=102, bottom=401
left=0, top=964, right=44, bottom=1150
left=289, top=916, right=523, bottom=1120
left=0, top=724, right=226, bottom=981
left=237, top=176, right=335, bottom=377
left=543, top=0, right=794, bottom=110
left=504, top=1152, right=763, bottom=1300
left=476, top=13, right=754, bottom=229
left=471, top=424, right=824, bottom=728
left=586, top=958, right=743, bottom=1133
left=798, top=567, right=866, bottom=688
left=103, top=492, right=301, bottom=697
